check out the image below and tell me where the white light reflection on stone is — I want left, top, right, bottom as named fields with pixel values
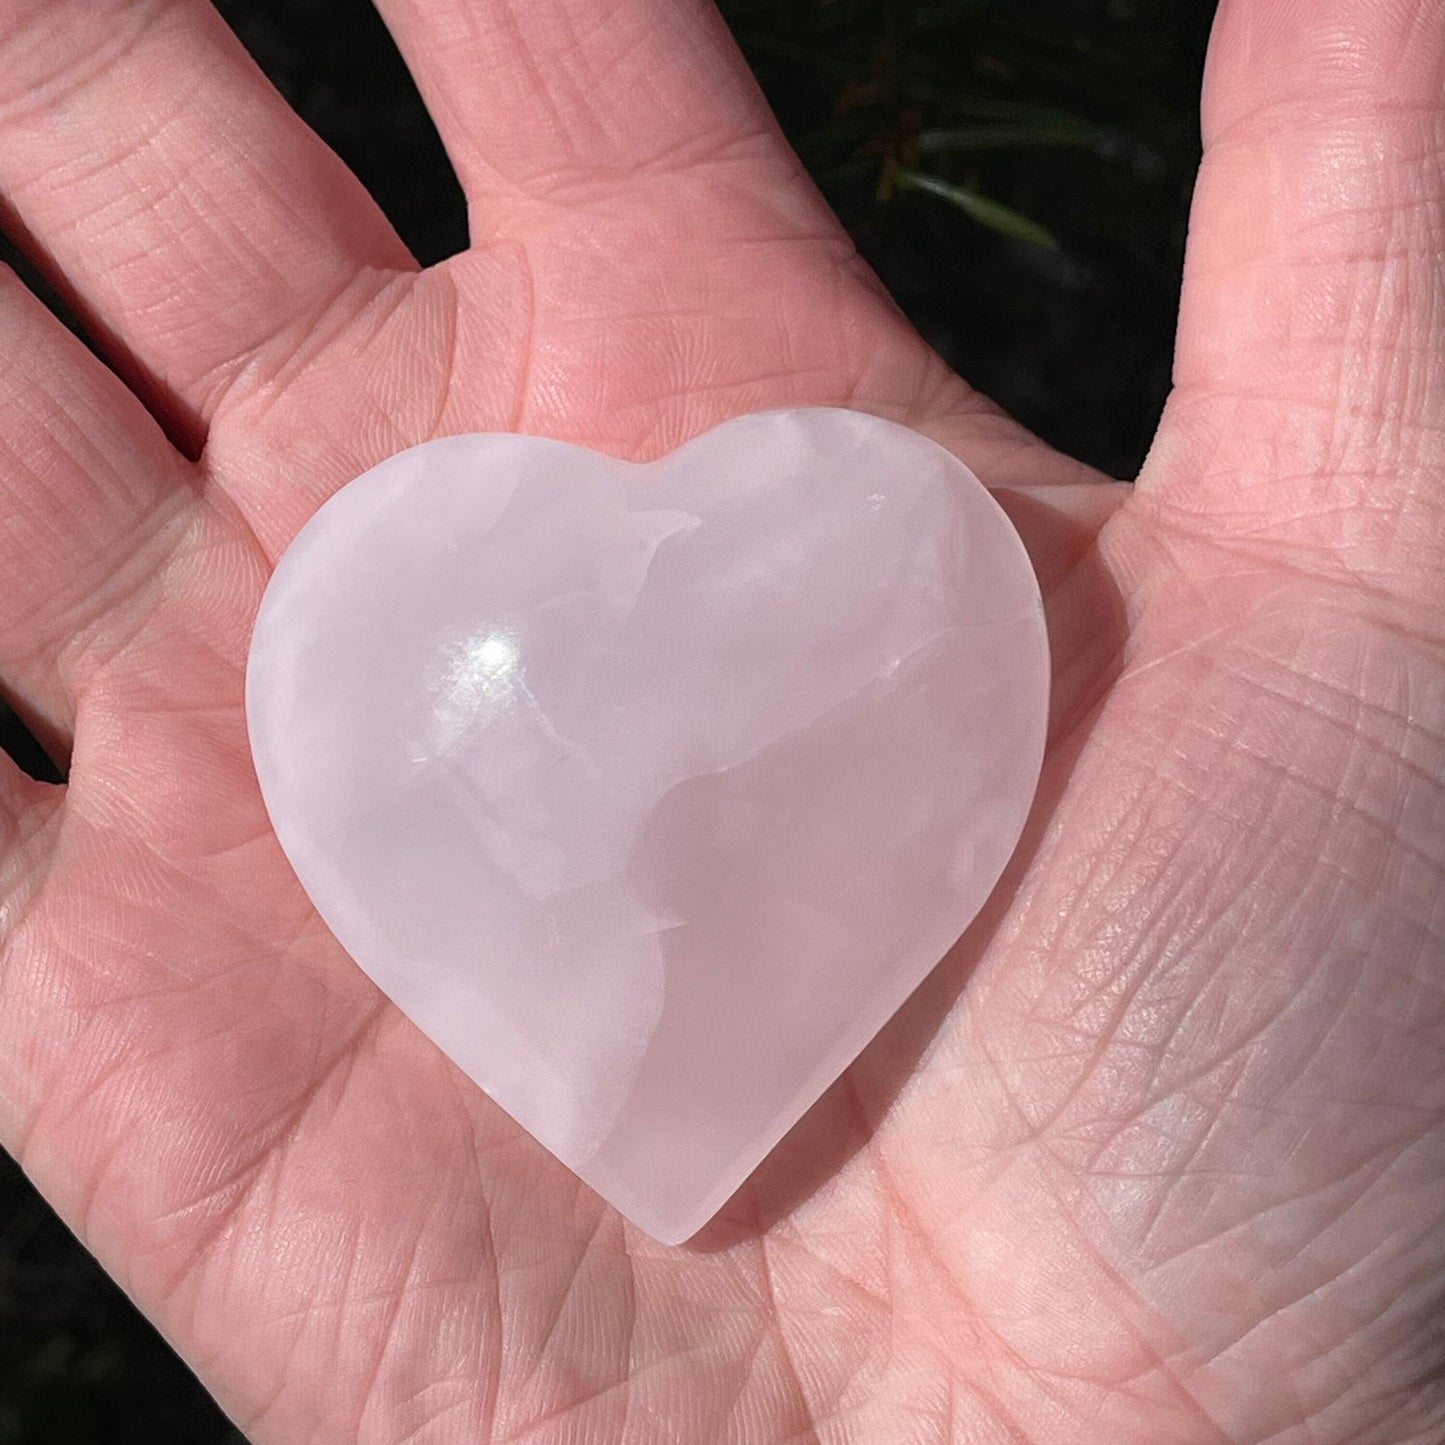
left=425, top=627, right=521, bottom=755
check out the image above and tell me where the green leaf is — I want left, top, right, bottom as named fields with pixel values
left=893, top=169, right=1060, bottom=249
left=916, top=119, right=1102, bottom=151
left=915, top=94, right=1099, bottom=127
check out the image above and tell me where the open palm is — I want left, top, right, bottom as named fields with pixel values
left=1, top=0, right=1442, bottom=1440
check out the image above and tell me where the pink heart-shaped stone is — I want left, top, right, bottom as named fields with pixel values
left=246, top=408, right=1048, bottom=1242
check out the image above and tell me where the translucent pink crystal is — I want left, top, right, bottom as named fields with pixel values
left=246, top=409, right=1049, bottom=1242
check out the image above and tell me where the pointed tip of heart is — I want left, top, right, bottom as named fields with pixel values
left=599, top=1178, right=735, bottom=1247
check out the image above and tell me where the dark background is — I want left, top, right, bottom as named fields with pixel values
left=0, top=0, right=1215, bottom=1438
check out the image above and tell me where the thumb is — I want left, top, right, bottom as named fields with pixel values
left=1142, top=0, right=1444, bottom=607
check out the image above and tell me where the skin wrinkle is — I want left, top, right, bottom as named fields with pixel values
left=13, top=832, right=382, bottom=1228
left=425, top=2, right=780, bottom=207
left=443, top=1072, right=506, bottom=1444
left=1152, top=373, right=1442, bottom=478
left=992, top=763, right=1188, bottom=1134
left=752, top=1227, right=818, bottom=1444
left=352, top=1207, right=435, bottom=1443
left=1029, top=1180, right=1265, bottom=1440
left=1142, top=711, right=1437, bottom=911
left=1214, top=1154, right=1443, bottom=1365
left=159, top=1014, right=377, bottom=1294
left=983, top=1156, right=1232, bottom=1439
left=0, top=314, right=200, bottom=726
left=201, top=267, right=423, bottom=434
left=751, top=1236, right=889, bottom=1412
left=146, top=1003, right=388, bottom=1261
left=0, top=0, right=171, bottom=125
left=25, top=61, right=219, bottom=213
left=1127, top=508, right=1444, bottom=639
left=1207, top=1242, right=1431, bottom=1439
left=512, top=1206, right=612, bottom=1403
left=495, top=1338, right=714, bottom=1444
left=498, top=128, right=790, bottom=217
left=45, top=498, right=207, bottom=699
left=1270, top=1273, right=1425, bottom=1419
left=953, top=624, right=1439, bottom=1433
left=241, top=1173, right=363, bottom=1441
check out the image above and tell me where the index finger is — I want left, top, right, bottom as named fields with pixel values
left=0, top=0, right=414, bottom=447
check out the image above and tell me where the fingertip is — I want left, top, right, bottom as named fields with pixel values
left=1204, top=0, right=1443, bottom=141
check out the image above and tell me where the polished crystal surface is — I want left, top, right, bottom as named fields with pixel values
left=245, top=408, right=1049, bottom=1243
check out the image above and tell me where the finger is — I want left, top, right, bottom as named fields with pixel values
left=372, top=0, right=805, bottom=228
left=0, top=0, right=413, bottom=446
left=0, top=262, right=197, bottom=748
left=1146, top=0, right=1445, bottom=579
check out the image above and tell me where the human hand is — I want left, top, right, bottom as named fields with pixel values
left=0, top=0, right=1440, bottom=1440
